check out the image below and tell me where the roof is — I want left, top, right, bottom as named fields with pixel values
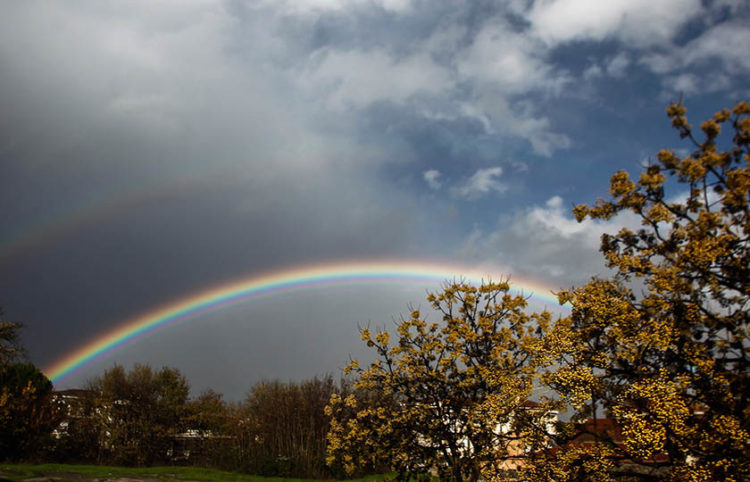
left=53, top=389, right=95, bottom=398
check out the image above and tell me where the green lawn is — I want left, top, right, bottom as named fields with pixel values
left=0, top=464, right=392, bottom=481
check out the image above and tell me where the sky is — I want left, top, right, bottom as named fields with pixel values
left=1, top=0, right=748, bottom=400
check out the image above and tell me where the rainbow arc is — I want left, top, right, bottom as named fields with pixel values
left=45, top=260, right=568, bottom=384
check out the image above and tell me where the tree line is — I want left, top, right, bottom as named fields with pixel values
left=0, top=351, right=349, bottom=478
left=2, top=101, right=749, bottom=480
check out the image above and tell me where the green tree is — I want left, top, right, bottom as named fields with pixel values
left=0, top=309, right=22, bottom=368
left=87, top=363, right=190, bottom=466
left=0, top=311, right=60, bottom=462
left=183, top=389, right=237, bottom=469
left=327, top=281, right=556, bottom=481
left=49, top=389, right=101, bottom=463
left=0, top=362, right=59, bottom=461
left=536, top=101, right=750, bottom=480
left=239, top=375, right=339, bottom=478
left=186, top=389, right=232, bottom=434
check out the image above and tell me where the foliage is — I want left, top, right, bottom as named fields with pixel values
left=0, top=312, right=59, bottom=462
left=237, top=375, right=340, bottom=479
left=187, top=389, right=232, bottom=434
left=48, top=389, right=101, bottom=463
left=538, top=101, right=750, bottom=480
left=50, top=368, right=347, bottom=479
left=180, top=389, right=239, bottom=470
left=0, top=362, right=60, bottom=461
left=0, top=309, right=22, bottom=369
left=327, top=281, right=556, bottom=481
left=83, top=364, right=190, bottom=466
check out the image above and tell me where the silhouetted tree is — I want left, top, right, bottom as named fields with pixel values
left=0, top=362, right=59, bottom=461
left=0, top=309, right=22, bottom=368
left=182, top=389, right=237, bottom=469
left=238, top=375, right=340, bottom=478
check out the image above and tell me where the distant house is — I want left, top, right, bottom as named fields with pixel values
left=542, top=417, right=672, bottom=477
left=167, top=429, right=235, bottom=462
left=52, top=389, right=233, bottom=462
left=497, top=400, right=558, bottom=472
left=51, top=389, right=96, bottom=439
left=565, top=417, right=669, bottom=463
left=415, top=398, right=559, bottom=474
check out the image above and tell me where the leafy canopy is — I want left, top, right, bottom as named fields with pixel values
left=327, top=281, right=555, bottom=481
left=539, top=101, right=750, bottom=481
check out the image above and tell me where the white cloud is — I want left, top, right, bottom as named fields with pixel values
left=583, top=63, right=603, bottom=80
left=457, top=195, right=641, bottom=286
left=606, top=52, right=630, bottom=77
left=581, top=53, right=629, bottom=80
left=527, top=0, right=704, bottom=47
left=457, top=21, right=560, bottom=95
left=433, top=20, right=573, bottom=157
left=682, top=21, right=750, bottom=74
left=453, top=167, right=507, bottom=199
left=667, top=73, right=701, bottom=96
left=458, top=102, right=494, bottom=135
left=254, top=0, right=413, bottom=14
left=640, top=20, right=750, bottom=96
left=423, top=169, right=442, bottom=190
left=423, top=98, right=570, bottom=157
left=640, top=53, right=678, bottom=74
left=304, top=48, right=451, bottom=109
left=283, top=12, right=574, bottom=157
left=449, top=94, right=571, bottom=157
left=503, top=105, right=572, bottom=156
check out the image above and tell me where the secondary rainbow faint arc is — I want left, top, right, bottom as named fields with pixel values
left=45, top=260, right=568, bottom=384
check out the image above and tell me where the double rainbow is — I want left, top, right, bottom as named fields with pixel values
left=45, top=260, right=567, bottom=384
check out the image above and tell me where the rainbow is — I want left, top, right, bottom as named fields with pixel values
left=45, top=260, right=568, bottom=384
left=0, top=173, right=209, bottom=263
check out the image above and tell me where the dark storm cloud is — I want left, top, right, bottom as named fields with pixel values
left=0, top=1, right=431, bottom=391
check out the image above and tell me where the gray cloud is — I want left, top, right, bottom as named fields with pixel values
left=423, top=169, right=442, bottom=190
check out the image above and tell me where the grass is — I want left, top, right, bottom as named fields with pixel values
left=0, top=463, right=393, bottom=481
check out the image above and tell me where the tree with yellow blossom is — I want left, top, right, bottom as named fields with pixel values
left=326, top=281, right=557, bottom=481
left=534, top=101, right=750, bottom=480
